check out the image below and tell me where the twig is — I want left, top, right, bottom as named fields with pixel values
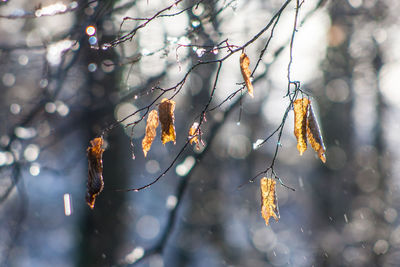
left=110, top=0, right=185, bottom=47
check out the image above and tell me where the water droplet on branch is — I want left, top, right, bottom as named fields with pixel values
left=253, top=139, right=264, bottom=150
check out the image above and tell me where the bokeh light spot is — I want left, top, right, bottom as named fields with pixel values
left=29, top=163, right=41, bottom=176
left=15, top=127, right=37, bottom=139
left=86, top=25, right=96, bottom=36
left=356, top=169, right=379, bottom=193
left=56, top=101, right=70, bottom=116
left=124, top=247, right=144, bottom=264
left=136, top=215, right=160, bottom=240
left=45, top=102, right=57, bottom=113
left=24, top=144, right=40, bottom=162
left=88, top=36, right=97, bottom=45
left=166, top=195, right=177, bottom=210
left=384, top=208, right=397, bottom=223
left=4, top=152, right=14, bottom=165
left=115, top=102, right=139, bottom=126
left=146, top=160, right=160, bottom=174
left=373, top=239, right=389, bottom=255
left=325, top=79, right=350, bottom=103
left=228, top=135, right=251, bottom=159
left=2, top=73, right=16, bottom=87
left=18, top=55, right=29, bottom=65
left=252, top=227, right=277, bottom=253
left=88, top=63, right=97, bottom=72
left=10, top=103, right=21, bottom=114
left=176, top=156, right=195, bottom=176
left=267, top=243, right=290, bottom=266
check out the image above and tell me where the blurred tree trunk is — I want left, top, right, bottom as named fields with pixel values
left=310, top=1, right=393, bottom=265
left=371, top=28, right=391, bottom=267
left=75, top=1, right=130, bottom=266
left=310, top=1, right=356, bottom=265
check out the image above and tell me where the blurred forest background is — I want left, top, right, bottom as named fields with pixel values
left=1, top=0, right=400, bottom=266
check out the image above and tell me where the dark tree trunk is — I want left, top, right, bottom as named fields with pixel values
left=75, top=1, right=130, bottom=266
left=310, top=1, right=356, bottom=266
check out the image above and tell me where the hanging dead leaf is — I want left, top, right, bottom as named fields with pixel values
left=158, top=98, right=176, bottom=144
left=142, top=110, right=159, bottom=157
left=240, top=53, right=254, bottom=97
left=260, top=177, right=280, bottom=225
left=293, top=98, right=310, bottom=155
left=307, top=104, right=326, bottom=163
left=86, top=137, right=105, bottom=209
left=188, top=122, right=201, bottom=149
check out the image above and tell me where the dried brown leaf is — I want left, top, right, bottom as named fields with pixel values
left=260, top=177, right=280, bottom=225
left=293, top=98, right=309, bottom=155
left=158, top=98, right=176, bottom=145
left=86, top=137, right=105, bottom=209
left=142, top=110, right=159, bottom=157
left=188, top=122, right=201, bottom=149
left=307, top=104, right=326, bottom=163
left=240, top=53, right=254, bottom=98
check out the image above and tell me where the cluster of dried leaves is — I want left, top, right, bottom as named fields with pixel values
left=85, top=76, right=326, bottom=230
left=293, top=98, right=326, bottom=163
left=141, top=98, right=177, bottom=158
left=86, top=98, right=205, bottom=208
left=240, top=52, right=282, bottom=226
left=259, top=98, right=327, bottom=225
left=142, top=98, right=178, bottom=158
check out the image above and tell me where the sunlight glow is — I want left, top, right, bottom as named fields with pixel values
left=35, top=2, right=67, bottom=17
left=124, top=247, right=144, bottom=264
left=177, top=36, right=190, bottom=46
left=348, top=0, right=362, bottom=8
left=379, top=62, right=400, bottom=106
left=166, top=195, right=177, bottom=210
left=63, top=194, right=72, bottom=216
left=47, top=40, right=74, bottom=66
left=0, top=152, right=6, bottom=166
left=253, top=139, right=264, bottom=150
left=15, top=127, right=37, bottom=139
left=176, top=156, right=195, bottom=176
left=115, top=103, right=139, bottom=126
